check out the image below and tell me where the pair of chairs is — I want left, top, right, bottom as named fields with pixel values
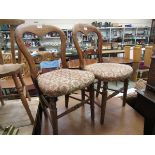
left=15, top=24, right=133, bottom=134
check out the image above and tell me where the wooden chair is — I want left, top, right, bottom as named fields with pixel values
left=138, top=46, right=153, bottom=79
left=72, top=24, right=133, bottom=124
left=0, top=19, right=34, bottom=124
left=15, top=24, right=95, bottom=135
left=130, top=46, right=142, bottom=81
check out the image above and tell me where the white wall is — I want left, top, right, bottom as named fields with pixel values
left=24, top=19, right=152, bottom=29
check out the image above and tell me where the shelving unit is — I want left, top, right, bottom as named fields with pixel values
left=99, top=26, right=151, bottom=50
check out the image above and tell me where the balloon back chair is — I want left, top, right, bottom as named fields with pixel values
left=15, top=24, right=95, bottom=135
left=72, top=24, right=133, bottom=124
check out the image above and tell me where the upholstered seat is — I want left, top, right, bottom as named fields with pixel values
left=85, top=63, right=133, bottom=82
left=38, top=69, right=95, bottom=97
left=0, top=64, right=23, bottom=76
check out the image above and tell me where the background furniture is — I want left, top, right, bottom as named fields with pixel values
left=138, top=46, right=153, bottom=79
left=136, top=55, right=155, bottom=134
left=126, top=56, right=155, bottom=134
left=15, top=24, right=95, bottom=135
left=130, top=46, right=142, bottom=81
left=0, top=19, right=34, bottom=124
left=136, top=89, right=155, bottom=134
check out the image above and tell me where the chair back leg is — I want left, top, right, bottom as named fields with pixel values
left=88, top=83, right=95, bottom=121
left=122, top=78, right=129, bottom=106
left=12, top=74, right=34, bottom=124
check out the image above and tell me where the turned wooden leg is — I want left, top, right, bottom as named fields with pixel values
left=65, top=94, right=69, bottom=108
left=12, top=74, right=34, bottom=124
left=81, top=89, right=85, bottom=103
left=49, top=97, right=58, bottom=135
left=88, top=83, right=94, bottom=121
left=0, top=84, right=4, bottom=106
left=96, top=80, right=101, bottom=97
left=32, top=101, right=43, bottom=135
left=18, top=73, right=31, bottom=101
left=122, top=78, right=129, bottom=107
left=100, top=82, right=108, bottom=125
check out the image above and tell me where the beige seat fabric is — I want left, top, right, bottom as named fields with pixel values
left=0, top=64, right=23, bottom=75
left=37, top=69, right=95, bottom=97
left=85, top=63, right=133, bottom=82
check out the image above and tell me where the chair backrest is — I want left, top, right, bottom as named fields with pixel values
left=133, top=46, right=142, bottom=63
left=124, top=46, right=130, bottom=60
left=72, top=24, right=103, bottom=69
left=0, top=19, right=25, bottom=64
left=15, top=24, right=67, bottom=79
left=144, top=46, right=153, bottom=67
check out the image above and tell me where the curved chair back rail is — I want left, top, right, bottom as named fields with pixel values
left=15, top=24, right=68, bottom=79
left=72, top=23, right=103, bottom=69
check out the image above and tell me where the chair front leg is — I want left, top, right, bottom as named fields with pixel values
left=88, top=83, right=94, bottom=121
left=49, top=97, right=58, bottom=135
left=81, top=89, right=85, bottom=103
left=32, top=101, right=43, bottom=135
left=65, top=94, right=69, bottom=108
left=100, top=81, right=108, bottom=125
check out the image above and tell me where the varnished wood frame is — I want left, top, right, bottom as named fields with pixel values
left=72, top=23, right=103, bottom=69
left=15, top=24, right=94, bottom=135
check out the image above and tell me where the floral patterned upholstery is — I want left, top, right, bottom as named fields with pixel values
left=85, top=63, right=133, bottom=82
left=37, top=69, right=95, bottom=97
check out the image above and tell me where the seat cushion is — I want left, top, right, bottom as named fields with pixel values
left=37, top=69, right=95, bottom=97
left=0, top=64, right=23, bottom=76
left=85, top=63, right=133, bottom=81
